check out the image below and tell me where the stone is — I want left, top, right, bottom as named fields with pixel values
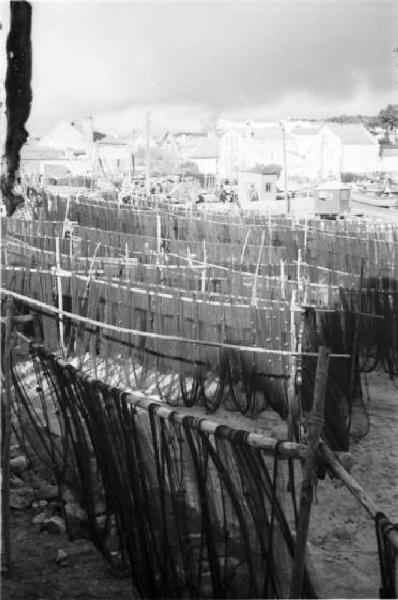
left=96, top=515, right=107, bottom=529
left=62, top=489, right=76, bottom=504
left=331, top=524, right=351, bottom=541
left=94, top=500, right=106, bottom=516
left=42, top=516, right=66, bottom=535
left=21, top=472, right=58, bottom=500
left=65, top=502, right=87, bottom=524
left=56, top=549, right=69, bottom=567
left=10, top=486, right=34, bottom=509
left=32, top=500, right=48, bottom=515
left=10, top=455, right=28, bottom=476
left=10, top=475, right=26, bottom=489
left=10, top=444, right=22, bottom=459
left=32, top=512, right=48, bottom=526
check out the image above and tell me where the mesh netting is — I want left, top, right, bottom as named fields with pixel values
left=10, top=346, right=318, bottom=599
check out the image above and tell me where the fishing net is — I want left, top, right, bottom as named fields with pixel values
left=9, top=345, right=318, bottom=599
left=1, top=269, right=371, bottom=452
left=375, top=512, right=398, bottom=599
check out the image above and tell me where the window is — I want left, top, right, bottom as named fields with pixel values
left=265, top=182, right=271, bottom=192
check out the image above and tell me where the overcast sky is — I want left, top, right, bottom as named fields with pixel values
left=20, top=0, right=398, bottom=134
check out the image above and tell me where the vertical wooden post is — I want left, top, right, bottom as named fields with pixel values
left=280, top=258, right=285, bottom=300
left=55, top=237, right=65, bottom=355
left=251, top=229, right=265, bottom=307
left=145, top=110, right=151, bottom=198
left=156, top=213, right=161, bottom=265
left=61, top=196, right=70, bottom=239
left=289, top=345, right=330, bottom=599
left=239, top=227, right=251, bottom=267
left=2, top=297, right=14, bottom=575
left=201, top=238, right=207, bottom=293
left=304, top=214, right=308, bottom=256
left=287, top=289, right=297, bottom=441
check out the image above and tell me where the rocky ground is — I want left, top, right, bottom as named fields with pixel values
left=2, top=370, right=397, bottom=599
left=1, top=452, right=133, bottom=600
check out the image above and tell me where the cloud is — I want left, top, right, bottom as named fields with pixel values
left=26, top=0, right=397, bottom=133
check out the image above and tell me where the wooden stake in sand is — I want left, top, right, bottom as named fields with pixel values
left=1, top=297, right=14, bottom=576
left=287, top=289, right=298, bottom=441
left=251, top=229, right=265, bottom=307
left=55, top=237, right=65, bottom=355
left=289, top=345, right=330, bottom=599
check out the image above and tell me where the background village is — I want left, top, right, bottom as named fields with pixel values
left=10, top=105, right=398, bottom=217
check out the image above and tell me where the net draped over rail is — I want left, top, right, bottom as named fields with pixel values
left=10, top=345, right=317, bottom=599
left=2, top=193, right=398, bottom=598
left=1, top=265, right=369, bottom=450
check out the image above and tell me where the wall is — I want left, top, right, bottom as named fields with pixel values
left=96, top=144, right=131, bottom=174
left=190, top=157, right=219, bottom=175
left=380, top=154, right=398, bottom=174
left=341, top=145, right=380, bottom=174
left=237, top=171, right=277, bottom=209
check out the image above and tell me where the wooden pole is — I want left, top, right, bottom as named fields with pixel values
left=251, top=229, right=265, bottom=307
left=280, top=258, right=286, bottom=300
left=201, top=238, right=207, bottom=293
left=289, top=346, right=330, bottom=599
left=280, top=121, right=290, bottom=215
left=2, top=297, right=14, bottom=575
left=287, top=289, right=297, bottom=441
left=145, top=110, right=151, bottom=198
left=55, top=236, right=65, bottom=354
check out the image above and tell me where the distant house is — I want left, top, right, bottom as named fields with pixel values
left=321, top=123, right=380, bottom=176
left=20, top=143, right=69, bottom=177
left=94, top=135, right=132, bottom=175
left=288, top=124, right=323, bottom=180
left=188, top=136, right=220, bottom=176
left=380, top=145, right=398, bottom=174
left=237, top=166, right=279, bottom=209
left=219, top=119, right=381, bottom=181
left=219, top=121, right=282, bottom=180
left=40, top=120, right=93, bottom=154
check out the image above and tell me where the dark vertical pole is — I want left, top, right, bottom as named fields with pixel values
left=2, top=297, right=14, bottom=575
left=289, top=345, right=330, bottom=599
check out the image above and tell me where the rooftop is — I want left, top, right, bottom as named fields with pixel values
left=326, top=123, right=378, bottom=146
left=21, top=144, right=67, bottom=161
left=189, top=137, right=220, bottom=159
left=97, top=135, right=129, bottom=146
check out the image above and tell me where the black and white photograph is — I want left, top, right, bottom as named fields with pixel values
left=1, top=1, right=397, bottom=598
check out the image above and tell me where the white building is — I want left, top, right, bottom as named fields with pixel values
left=237, top=167, right=278, bottom=209
left=380, top=145, right=398, bottom=174
left=188, top=136, right=220, bottom=176
left=218, top=118, right=381, bottom=181
left=94, top=135, right=131, bottom=175
left=218, top=121, right=282, bottom=180
left=322, top=123, right=380, bottom=176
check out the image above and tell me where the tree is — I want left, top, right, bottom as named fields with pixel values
left=378, top=104, right=398, bottom=132
left=3, top=1, right=32, bottom=216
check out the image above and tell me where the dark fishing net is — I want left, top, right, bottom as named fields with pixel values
left=300, top=306, right=368, bottom=449
left=375, top=512, right=398, bottom=599
left=3, top=276, right=368, bottom=453
left=358, top=280, right=398, bottom=377
left=9, top=345, right=318, bottom=599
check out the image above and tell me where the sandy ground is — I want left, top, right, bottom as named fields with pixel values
left=2, top=369, right=397, bottom=599
left=308, top=371, right=398, bottom=599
